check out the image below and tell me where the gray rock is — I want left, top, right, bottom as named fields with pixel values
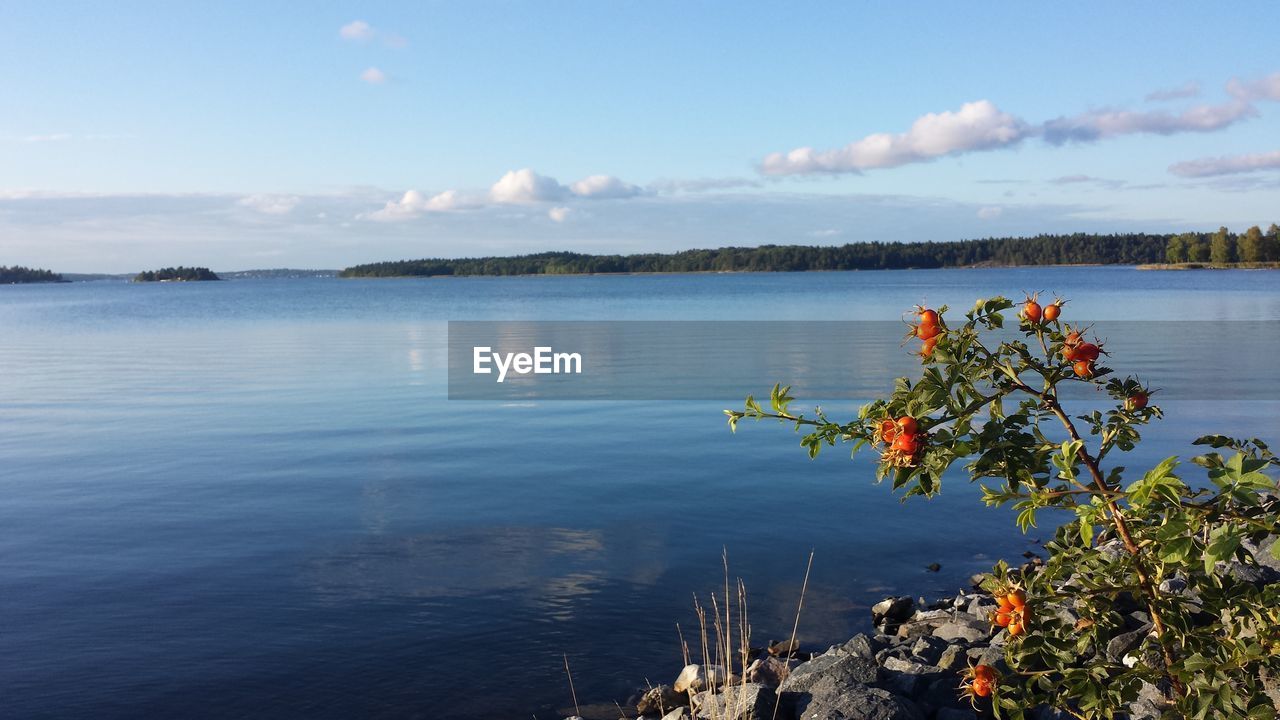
left=1105, top=625, right=1152, bottom=663
left=661, top=709, right=692, bottom=720
left=912, top=609, right=953, bottom=622
left=675, top=664, right=726, bottom=693
left=1158, top=575, right=1188, bottom=595
left=637, top=684, right=687, bottom=716
left=871, top=596, right=915, bottom=627
left=967, top=645, right=1004, bottom=668
left=875, top=645, right=910, bottom=664
left=1097, top=539, right=1127, bottom=560
left=769, top=639, right=802, bottom=657
left=880, top=656, right=945, bottom=697
left=1218, top=559, right=1280, bottom=586
left=937, top=644, right=969, bottom=671
left=693, top=683, right=775, bottom=720
left=1245, top=535, right=1280, bottom=573
left=838, top=633, right=882, bottom=660
left=795, top=676, right=924, bottom=720
left=1261, top=668, right=1280, bottom=713
left=895, top=620, right=938, bottom=642
left=966, top=595, right=997, bottom=621
left=933, top=622, right=988, bottom=643
left=745, top=656, right=796, bottom=688
left=910, top=636, right=948, bottom=665
left=778, top=653, right=880, bottom=694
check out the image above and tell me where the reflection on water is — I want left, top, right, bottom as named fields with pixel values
left=304, top=527, right=610, bottom=602
left=2, top=268, right=1280, bottom=719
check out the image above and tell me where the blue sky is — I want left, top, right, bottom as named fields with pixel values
left=3, top=2, right=1280, bottom=272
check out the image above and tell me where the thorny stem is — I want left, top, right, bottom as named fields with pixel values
left=1039, top=392, right=1183, bottom=691
left=968, top=329, right=1184, bottom=691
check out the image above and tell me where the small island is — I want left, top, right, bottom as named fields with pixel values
left=133, top=266, right=221, bottom=282
left=0, top=265, right=66, bottom=284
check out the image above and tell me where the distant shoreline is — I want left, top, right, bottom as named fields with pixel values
left=1136, top=262, right=1280, bottom=271
left=335, top=262, right=1139, bottom=280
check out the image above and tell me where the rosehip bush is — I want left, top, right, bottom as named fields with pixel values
left=725, top=296, right=1280, bottom=719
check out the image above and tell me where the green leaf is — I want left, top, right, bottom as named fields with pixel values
left=1078, top=518, right=1093, bottom=546
left=1159, top=536, right=1195, bottom=564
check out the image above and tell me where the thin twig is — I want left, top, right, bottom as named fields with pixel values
left=771, top=550, right=814, bottom=720
left=563, top=653, right=580, bottom=719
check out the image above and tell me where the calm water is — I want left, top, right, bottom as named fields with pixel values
left=2, top=268, right=1278, bottom=719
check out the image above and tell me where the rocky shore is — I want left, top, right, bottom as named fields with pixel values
left=605, top=581, right=1061, bottom=720
left=561, top=535, right=1280, bottom=720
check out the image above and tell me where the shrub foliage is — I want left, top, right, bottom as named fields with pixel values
left=726, top=295, right=1280, bottom=719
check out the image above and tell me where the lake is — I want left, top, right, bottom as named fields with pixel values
left=2, top=268, right=1278, bottom=719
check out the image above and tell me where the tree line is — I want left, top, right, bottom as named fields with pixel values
left=133, top=266, right=221, bottom=282
left=1164, top=224, right=1280, bottom=264
left=340, top=230, right=1254, bottom=278
left=0, top=265, right=65, bottom=283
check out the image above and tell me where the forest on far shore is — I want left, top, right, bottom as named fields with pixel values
left=340, top=225, right=1280, bottom=278
left=1163, top=224, right=1280, bottom=264
left=0, top=265, right=65, bottom=284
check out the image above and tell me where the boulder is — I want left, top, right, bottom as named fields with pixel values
left=661, top=708, right=692, bottom=720
left=637, top=684, right=688, bottom=715
left=1218, top=559, right=1280, bottom=586
left=693, top=683, right=775, bottom=720
left=769, top=639, right=802, bottom=657
left=965, top=595, right=997, bottom=621
left=1245, top=535, right=1280, bottom=573
left=933, top=622, right=987, bottom=643
left=894, top=621, right=938, bottom=642
left=936, top=644, right=969, bottom=671
left=778, top=653, right=880, bottom=694
left=745, top=656, right=796, bottom=687
left=836, top=633, right=882, bottom=660
left=675, top=664, right=727, bottom=694
left=794, top=675, right=924, bottom=720
left=909, top=636, right=949, bottom=665
left=1105, top=625, right=1151, bottom=663
left=1261, top=668, right=1280, bottom=713
left=880, top=656, right=946, bottom=697
left=871, top=596, right=915, bottom=628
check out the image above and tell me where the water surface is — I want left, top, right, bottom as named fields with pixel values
left=2, top=268, right=1278, bottom=719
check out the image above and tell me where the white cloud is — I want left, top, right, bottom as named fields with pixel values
left=648, top=177, right=763, bottom=194
left=360, top=67, right=388, bottom=85
left=758, top=71, right=1280, bottom=177
left=1048, top=175, right=1126, bottom=189
left=760, top=100, right=1030, bottom=175
left=489, top=169, right=570, bottom=204
left=367, top=189, right=469, bottom=221
left=808, top=228, right=841, bottom=238
left=569, top=174, right=643, bottom=199
left=1041, top=99, right=1255, bottom=144
left=238, top=194, right=301, bottom=215
left=340, top=20, right=374, bottom=41
left=977, top=206, right=1003, bottom=219
left=548, top=207, right=571, bottom=222
left=1145, top=82, right=1200, bottom=102
left=22, top=133, right=73, bottom=143
left=1168, top=150, right=1280, bottom=178
left=1227, top=71, right=1280, bottom=102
